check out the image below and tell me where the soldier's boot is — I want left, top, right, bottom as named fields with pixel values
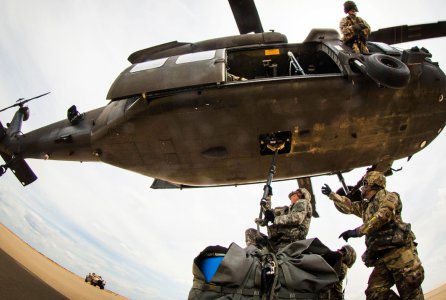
left=245, top=228, right=268, bottom=248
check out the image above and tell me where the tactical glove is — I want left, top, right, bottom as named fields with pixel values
left=321, top=184, right=332, bottom=196
left=264, top=209, right=275, bottom=223
left=352, top=24, right=362, bottom=32
left=255, top=218, right=268, bottom=227
left=263, top=184, right=273, bottom=196
left=339, top=228, right=360, bottom=242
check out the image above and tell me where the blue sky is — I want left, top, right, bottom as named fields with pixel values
left=1, top=1, right=445, bottom=299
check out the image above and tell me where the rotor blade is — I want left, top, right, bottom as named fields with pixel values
left=1, top=92, right=50, bottom=113
left=18, top=92, right=50, bottom=104
left=0, top=103, right=18, bottom=113
left=369, top=21, right=446, bottom=45
left=228, top=0, right=264, bottom=34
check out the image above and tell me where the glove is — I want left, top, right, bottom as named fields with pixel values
left=352, top=24, right=362, bottom=32
left=263, top=184, right=273, bottom=196
left=264, top=209, right=275, bottom=223
left=255, top=218, right=268, bottom=227
left=260, top=199, right=271, bottom=210
left=321, top=184, right=332, bottom=196
left=339, top=228, right=360, bottom=242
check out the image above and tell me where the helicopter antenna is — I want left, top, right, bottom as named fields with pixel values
left=0, top=92, right=50, bottom=113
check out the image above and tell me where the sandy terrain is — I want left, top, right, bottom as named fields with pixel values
left=425, top=284, right=446, bottom=300
left=1, top=222, right=444, bottom=299
left=0, top=223, right=128, bottom=300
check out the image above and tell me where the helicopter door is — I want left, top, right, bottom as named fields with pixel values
left=107, top=49, right=226, bottom=100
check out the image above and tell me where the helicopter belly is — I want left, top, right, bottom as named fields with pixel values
left=94, top=72, right=446, bottom=186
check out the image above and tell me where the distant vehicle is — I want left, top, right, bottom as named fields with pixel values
left=85, top=273, right=106, bottom=290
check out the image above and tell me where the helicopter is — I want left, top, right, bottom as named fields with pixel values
left=1, top=0, right=445, bottom=212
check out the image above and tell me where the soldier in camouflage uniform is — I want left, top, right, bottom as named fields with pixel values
left=330, top=245, right=357, bottom=300
left=340, top=1, right=371, bottom=54
left=245, top=188, right=312, bottom=251
left=321, top=171, right=425, bottom=299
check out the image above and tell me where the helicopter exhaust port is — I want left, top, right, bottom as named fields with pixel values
left=259, top=131, right=291, bottom=156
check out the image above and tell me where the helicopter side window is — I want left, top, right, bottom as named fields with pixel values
left=130, top=57, right=168, bottom=73
left=176, top=50, right=216, bottom=64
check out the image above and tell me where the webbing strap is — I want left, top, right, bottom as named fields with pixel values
left=192, top=281, right=261, bottom=297
left=276, top=291, right=324, bottom=299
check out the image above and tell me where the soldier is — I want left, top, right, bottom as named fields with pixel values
left=321, top=171, right=425, bottom=299
left=245, top=188, right=312, bottom=251
left=330, top=245, right=357, bottom=300
left=340, top=1, right=371, bottom=54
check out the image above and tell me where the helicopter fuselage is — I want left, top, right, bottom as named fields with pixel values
left=2, top=31, right=446, bottom=187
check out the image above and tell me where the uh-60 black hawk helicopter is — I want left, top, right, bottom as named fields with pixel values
left=1, top=0, right=445, bottom=214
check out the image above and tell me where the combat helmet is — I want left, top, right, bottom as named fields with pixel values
left=344, top=1, right=358, bottom=13
left=363, top=171, right=386, bottom=189
left=288, top=188, right=311, bottom=201
left=340, top=245, right=356, bottom=268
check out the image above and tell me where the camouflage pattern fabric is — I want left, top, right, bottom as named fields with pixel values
left=339, top=15, right=371, bottom=54
left=366, top=245, right=424, bottom=299
left=330, top=261, right=349, bottom=300
left=267, top=190, right=312, bottom=250
left=244, top=228, right=267, bottom=248
left=267, top=204, right=311, bottom=247
left=245, top=189, right=312, bottom=251
left=364, top=171, right=386, bottom=188
left=328, top=189, right=424, bottom=299
left=330, top=245, right=356, bottom=300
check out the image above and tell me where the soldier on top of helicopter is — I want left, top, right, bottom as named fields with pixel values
left=340, top=1, right=371, bottom=54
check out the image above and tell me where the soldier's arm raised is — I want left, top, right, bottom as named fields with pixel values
left=329, top=192, right=362, bottom=217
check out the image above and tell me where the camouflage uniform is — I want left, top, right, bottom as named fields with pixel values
left=328, top=172, right=424, bottom=300
left=245, top=188, right=312, bottom=251
left=340, top=14, right=371, bottom=54
left=330, top=245, right=356, bottom=300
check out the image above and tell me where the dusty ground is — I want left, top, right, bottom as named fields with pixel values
left=0, top=223, right=128, bottom=300
left=1, top=222, right=444, bottom=299
left=425, top=284, right=446, bottom=300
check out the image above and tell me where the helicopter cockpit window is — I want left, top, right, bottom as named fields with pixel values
left=130, top=58, right=168, bottom=73
left=176, top=50, right=216, bottom=64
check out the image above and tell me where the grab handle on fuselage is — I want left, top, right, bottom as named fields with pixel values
left=287, top=51, right=305, bottom=75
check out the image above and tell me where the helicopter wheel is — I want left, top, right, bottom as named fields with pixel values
left=364, top=53, right=410, bottom=89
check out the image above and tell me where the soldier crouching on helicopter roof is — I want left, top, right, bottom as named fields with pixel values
left=321, top=171, right=425, bottom=300
left=245, top=188, right=312, bottom=251
left=340, top=1, right=371, bottom=54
